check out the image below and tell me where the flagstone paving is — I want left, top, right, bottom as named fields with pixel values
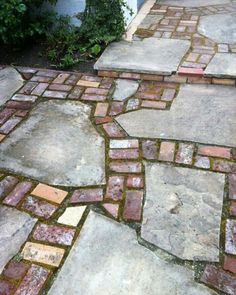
left=0, top=1, right=236, bottom=291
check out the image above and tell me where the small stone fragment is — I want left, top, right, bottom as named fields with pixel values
left=57, top=206, right=86, bottom=226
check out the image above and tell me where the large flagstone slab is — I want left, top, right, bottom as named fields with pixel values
left=204, top=53, right=236, bottom=78
left=116, top=84, right=236, bottom=146
left=0, top=100, right=105, bottom=186
left=94, top=38, right=190, bottom=75
left=158, top=0, right=231, bottom=7
left=0, top=205, right=36, bottom=272
left=141, top=163, right=225, bottom=261
left=48, top=211, right=216, bottom=295
left=0, top=67, right=24, bottom=107
left=198, top=13, right=236, bottom=44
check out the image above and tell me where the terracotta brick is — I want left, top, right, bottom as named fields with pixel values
left=53, top=73, right=70, bottom=84
left=105, top=176, right=124, bottom=201
left=224, top=255, right=236, bottom=274
left=22, top=196, right=57, bottom=219
left=141, top=74, right=163, bottom=81
left=123, top=190, right=143, bottom=221
left=33, top=223, right=76, bottom=246
left=225, top=219, right=236, bottom=255
left=141, top=100, right=166, bottom=109
left=0, top=108, right=15, bottom=125
left=85, top=88, right=109, bottom=95
left=77, top=80, right=100, bottom=88
left=212, top=78, right=235, bottom=86
left=201, top=265, right=236, bottom=295
left=110, top=161, right=142, bottom=173
left=3, top=261, right=30, bottom=281
left=0, top=117, right=22, bottom=134
left=43, top=90, right=68, bottom=99
left=102, top=203, right=119, bottom=219
left=198, top=145, right=231, bottom=159
left=31, top=183, right=68, bottom=204
left=15, top=110, right=29, bottom=117
left=176, top=143, right=194, bottom=165
left=70, top=188, right=103, bottom=203
left=137, top=91, right=161, bottom=100
left=187, top=76, right=212, bottom=84
left=0, top=279, right=15, bottom=295
left=99, top=77, right=113, bottom=89
left=81, top=94, right=106, bottom=101
left=109, top=148, right=139, bottom=159
left=3, top=181, right=33, bottom=206
left=68, top=86, right=84, bottom=99
left=6, top=100, right=32, bottom=110
left=230, top=201, right=236, bottom=216
left=194, top=156, right=210, bottom=169
left=31, top=76, right=52, bottom=83
left=178, top=67, right=203, bottom=77
left=103, top=122, right=126, bottom=138
left=48, top=84, right=72, bottom=92
left=36, top=70, right=58, bottom=78
left=119, top=72, right=141, bottom=79
left=164, top=75, right=187, bottom=83
left=15, top=264, right=49, bottom=295
left=159, top=141, right=175, bottom=161
left=213, top=160, right=236, bottom=173
left=19, top=81, right=38, bottom=95
left=65, top=74, right=81, bottom=85
left=98, top=70, right=119, bottom=78
left=31, top=83, right=49, bottom=96
left=94, top=103, right=109, bottom=117
left=95, top=116, right=113, bottom=124
left=229, top=174, right=236, bottom=200
left=142, top=140, right=157, bottom=160
left=127, top=175, right=144, bottom=188
left=0, top=176, right=18, bottom=199
left=109, top=102, right=124, bottom=116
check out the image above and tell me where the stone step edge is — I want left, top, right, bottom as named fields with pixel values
left=97, top=70, right=236, bottom=87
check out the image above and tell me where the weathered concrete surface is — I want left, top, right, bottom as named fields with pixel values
left=159, top=0, right=231, bottom=7
left=0, top=100, right=106, bottom=186
left=198, top=13, right=236, bottom=44
left=0, top=67, right=24, bottom=107
left=49, top=211, right=216, bottom=295
left=113, top=79, right=139, bottom=101
left=204, top=53, right=236, bottom=78
left=116, top=84, right=236, bottom=146
left=0, top=205, right=36, bottom=272
left=95, top=38, right=190, bottom=75
left=142, top=163, right=224, bottom=261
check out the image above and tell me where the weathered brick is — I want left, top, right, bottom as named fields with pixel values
left=141, top=74, right=163, bottom=81
left=22, top=196, right=57, bottom=219
left=6, top=100, right=32, bottom=110
left=95, top=116, right=113, bottom=124
left=77, top=80, right=100, bottom=88
left=65, top=74, right=81, bottom=85
left=31, top=183, right=68, bottom=204
left=0, top=134, right=6, bottom=142
left=102, top=203, right=119, bottom=219
left=225, top=219, right=236, bottom=255
left=48, top=84, right=72, bottom=92
left=11, top=94, right=37, bottom=102
left=224, top=255, right=236, bottom=274
left=53, top=73, right=70, bottom=84
left=232, top=148, right=236, bottom=160
left=141, top=100, right=166, bottom=109
left=0, top=176, right=18, bottom=199
left=3, top=261, right=30, bottom=281
left=198, top=145, right=231, bottom=159
left=98, top=70, right=119, bottom=78
left=142, top=140, right=157, bottom=160
left=105, top=176, right=124, bottom=201
left=81, top=75, right=101, bottom=82
left=0, top=117, right=22, bottom=134
left=230, top=201, right=236, bottom=217
left=15, top=110, right=29, bottom=117
left=0, top=108, right=15, bottom=125
left=103, top=122, right=126, bottom=138
left=99, top=77, right=113, bottom=89
left=161, top=88, right=176, bottom=101
left=212, top=78, right=235, bottom=86
left=109, top=148, right=139, bottom=159
left=85, top=88, right=109, bottom=95
left=31, top=76, right=52, bottom=83
left=109, top=102, right=124, bottom=116
left=33, top=223, right=76, bottom=246
left=164, top=74, right=187, bottom=83
left=178, top=67, right=203, bottom=77
left=123, top=190, right=143, bottom=221
left=229, top=174, right=236, bottom=200
left=127, top=175, right=144, bottom=188
left=119, top=72, right=141, bottom=79
left=176, top=143, right=194, bottom=165
left=94, top=103, right=109, bottom=117
left=19, top=81, right=38, bottom=95
left=0, top=279, right=15, bottom=294
left=110, top=161, right=142, bottom=173
left=159, top=141, right=175, bottom=161
left=81, top=94, right=106, bottom=101
left=3, top=181, right=33, bottom=206
left=201, top=265, right=236, bottom=295
left=213, top=160, right=236, bottom=173
left=194, top=156, right=210, bottom=169
left=70, top=188, right=103, bottom=203
left=110, top=139, right=139, bottom=149
left=43, top=90, right=68, bottom=99
left=68, top=86, right=84, bottom=99
left=36, top=70, right=58, bottom=78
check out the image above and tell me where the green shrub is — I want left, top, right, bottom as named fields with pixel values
left=0, top=0, right=56, bottom=44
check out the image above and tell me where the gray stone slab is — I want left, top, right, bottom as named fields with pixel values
left=159, top=0, right=231, bottom=7
left=49, top=211, right=216, bottom=295
left=198, top=13, right=236, bottom=44
left=116, top=84, right=236, bottom=146
left=94, top=38, right=190, bottom=75
left=138, top=15, right=163, bottom=30
left=0, top=205, right=36, bottom=272
left=142, top=163, right=224, bottom=261
left=113, top=79, right=139, bottom=101
left=0, top=67, right=24, bottom=107
left=0, top=100, right=105, bottom=186
left=205, top=53, right=236, bottom=78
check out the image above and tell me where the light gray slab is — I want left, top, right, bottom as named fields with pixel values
left=158, top=0, right=231, bottom=7
left=49, top=211, right=216, bottom=295
left=113, top=79, right=139, bottom=101
left=0, top=205, right=36, bottom=272
left=0, top=100, right=106, bottom=186
left=0, top=67, right=24, bottom=107
left=138, top=15, right=163, bottom=30
left=94, top=38, right=190, bottom=75
left=116, top=84, right=236, bottom=146
left=205, top=53, right=236, bottom=78
left=198, top=13, right=236, bottom=44
left=142, top=163, right=224, bottom=261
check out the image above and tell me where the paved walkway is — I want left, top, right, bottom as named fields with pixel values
left=0, top=1, right=236, bottom=294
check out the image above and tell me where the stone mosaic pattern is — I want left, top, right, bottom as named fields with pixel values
left=0, top=65, right=235, bottom=294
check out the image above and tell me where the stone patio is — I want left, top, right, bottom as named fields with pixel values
left=0, top=0, right=236, bottom=294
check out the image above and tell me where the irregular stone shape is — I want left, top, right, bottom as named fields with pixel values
left=112, top=79, right=139, bottom=101
left=48, top=212, right=216, bottom=295
left=0, top=67, right=24, bottom=106
left=198, top=13, right=236, bottom=44
left=0, top=100, right=106, bottom=186
left=138, top=15, right=163, bottom=30
left=159, top=0, right=230, bottom=7
left=116, top=84, right=236, bottom=146
left=0, top=205, right=37, bottom=272
left=95, top=38, right=190, bottom=75
left=142, top=162, right=224, bottom=261
left=57, top=206, right=87, bottom=226
left=204, top=53, right=236, bottom=78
